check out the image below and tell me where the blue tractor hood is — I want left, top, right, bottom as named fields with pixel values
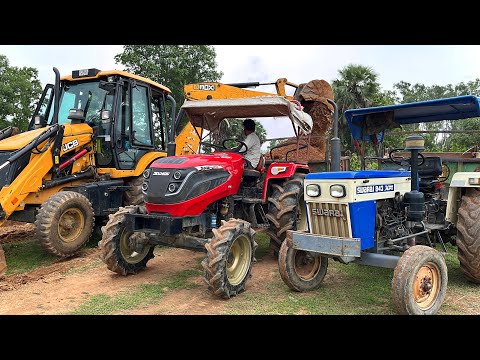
left=345, top=95, right=480, bottom=143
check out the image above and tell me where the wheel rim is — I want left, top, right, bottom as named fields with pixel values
left=226, top=234, right=252, bottom=286
left=296, top=193, right=307, bottom=231
left=294, top=250, right=321, bottom=281
left=413, top=262, right=441, bottom=310
left=119, top=230, right=150, bottom=264
left=58, top=208, right=85, bottom=243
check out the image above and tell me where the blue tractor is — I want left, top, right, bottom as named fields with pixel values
left=278, top=95, right=480, bottom=315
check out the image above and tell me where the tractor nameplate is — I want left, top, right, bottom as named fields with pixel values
left=356, top=184, right=394, bottom=195
left=312, top=208, right=344, bottom=218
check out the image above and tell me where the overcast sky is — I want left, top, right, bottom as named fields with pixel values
left=1, top=45, right=479, bottom=139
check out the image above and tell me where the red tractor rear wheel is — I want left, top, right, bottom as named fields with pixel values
left=266, top=173, right=307, bottom=257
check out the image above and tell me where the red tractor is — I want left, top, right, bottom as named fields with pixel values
left=99, top=79, right=334, bottom=298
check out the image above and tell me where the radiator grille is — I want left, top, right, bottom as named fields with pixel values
left=307, top=202, right=351, bottom=238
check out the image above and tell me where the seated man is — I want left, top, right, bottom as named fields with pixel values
left=242, top=118, right=261, bottom=169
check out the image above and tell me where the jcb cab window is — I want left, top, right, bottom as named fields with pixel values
left=132, top=85, right=153, bottom=146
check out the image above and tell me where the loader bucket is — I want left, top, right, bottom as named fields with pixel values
left=0, top=245, right=6, bottom=276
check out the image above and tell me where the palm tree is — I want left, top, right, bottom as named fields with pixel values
left=333, top=64, right=382, bottom=114
left=332, top=64, right=383, bottom=151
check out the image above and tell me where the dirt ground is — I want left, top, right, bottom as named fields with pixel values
left=0, top=232, right=278, bottom=315
left=1, top=224, right=479, bottom=315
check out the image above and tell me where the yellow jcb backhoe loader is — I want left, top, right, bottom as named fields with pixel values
left=0, top=67, right=199, bottom=275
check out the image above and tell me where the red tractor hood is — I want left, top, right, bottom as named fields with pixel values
left=150, top=152, right=244, bottom=172
left=145, top=152, right=245, bottom=216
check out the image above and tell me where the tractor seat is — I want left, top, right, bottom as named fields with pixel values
left=419, top=156, right=443, bottom=193
left=418, top=156, right=443, bottom=179
left=243, top=155, right=266, bottom=178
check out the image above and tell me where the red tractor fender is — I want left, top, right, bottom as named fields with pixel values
left=262, top=162, right=309, bottom=200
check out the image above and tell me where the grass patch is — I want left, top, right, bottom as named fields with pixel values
left=227, top=244, right=480, bottom=315
left=254, top=232, right=271, bottom=260
left=2, top=240, right=58, bottom=275
left=227, top=260, right=394, bottom=315
left=64, top=259, right=104, bottom=275
left=70, top=268, right=202, bottom=315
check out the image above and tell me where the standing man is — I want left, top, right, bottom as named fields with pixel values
left=242, top=118, right=261, bottom=169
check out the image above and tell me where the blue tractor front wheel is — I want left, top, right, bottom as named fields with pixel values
left=278, top=239, right=328, bottom=292
left=392, top=245, right=448, bottom=315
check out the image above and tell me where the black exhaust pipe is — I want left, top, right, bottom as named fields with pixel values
left=52, top=67, right=61, bottom=125
left=327, top=99, right=341, bottom=172
left=167, top=94, right=177, bottom=156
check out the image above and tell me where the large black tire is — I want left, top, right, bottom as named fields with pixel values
left=266, top=173, right=307, bottom=256
left=123, top=176, right=144, bottom=206
left=456, top=188, right=480, bottom=283
left=278, top=239, right=328, bottom=292
left=99, top=205, right=154, bottom=275
left=35, top=191, right=94, bottom=257
left=202, top=219, right=257, bottom=299
left=392, top=245, right=448, bottom=315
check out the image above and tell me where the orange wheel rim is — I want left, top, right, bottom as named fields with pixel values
left=413, top=262, right=441, bottom=310
left=294, top=250, right=321, bottom=281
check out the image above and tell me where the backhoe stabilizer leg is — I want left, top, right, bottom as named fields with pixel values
left=0, top=244, right=6, bottom=276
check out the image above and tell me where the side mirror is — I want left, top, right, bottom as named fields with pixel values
left=100, top=110, right=112, bottom=139
left=101, top=110, right=112, bottom=122
left=34, top=114, right=46, bottom=129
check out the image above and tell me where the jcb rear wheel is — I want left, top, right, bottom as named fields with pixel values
left=202, top=219, right=257, bottom=299
left=392, top=245, right=448, bottom=315
left=278, top=240, right=328, bottom=292
left=266, top=173, right=307, bottom=257
left=35, top=191, right=94, bottom=257
left=456, top=189, right=480, bottom=283
left=0, top=245, right=6, bottom=276
left=123, top=176, right=144, bottom=206
left=99, top=205, right=154, bottom=275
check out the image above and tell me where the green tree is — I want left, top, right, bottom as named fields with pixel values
left=390, top=79, right=480, bottom=152
left=114, top=45, right=223, bottom=106
left=0, top=54, right=42, bottom=131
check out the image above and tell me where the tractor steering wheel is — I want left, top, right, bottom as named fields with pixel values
left=389, top=148, right=425, bottom=167
left=438, top=162, right=451, bottom=182
left=222, top=138, right=248, bottom=154
left=200, top=142, right=227, bottom=151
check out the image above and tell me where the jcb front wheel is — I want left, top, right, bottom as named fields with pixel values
left=35, top=191, right=94, bottom=257
left=278, top=239, right=328, bottom=292
left=202, top=219, right=257, bottom=299
left=99, top=205, right=154, bottom=275
left=392, top=245, right=448, bottom=315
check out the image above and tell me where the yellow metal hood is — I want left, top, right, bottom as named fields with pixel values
left=0, top=127, right=48, bottom=151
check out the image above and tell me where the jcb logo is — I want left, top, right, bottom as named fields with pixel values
left=193, top=84, right=216, bottom=91
left=62, top=139, right=79, bottom=152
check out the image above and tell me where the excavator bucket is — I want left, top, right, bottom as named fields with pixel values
left=0, top=244, right=6, bottom=276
